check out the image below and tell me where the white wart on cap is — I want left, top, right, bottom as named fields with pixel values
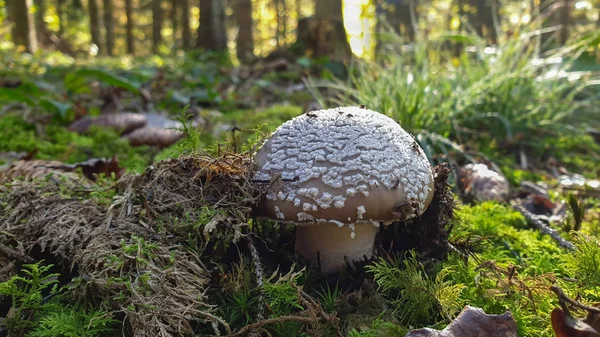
left=253, top=106, right=435, bottom=272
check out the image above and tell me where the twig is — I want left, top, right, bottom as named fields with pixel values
left=550, top=285, right=600, bottom=314
left=511, top=202, right=576, bottom=251
left=224, top=314, right=316, bottom=337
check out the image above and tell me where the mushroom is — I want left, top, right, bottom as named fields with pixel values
left=252, top=106, right=435, bottom=273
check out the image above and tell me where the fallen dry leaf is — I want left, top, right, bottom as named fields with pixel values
left=405, top=305, right=517, bottom=337
left=124, top=127, right=185, bottom=148
left=551, top=307, right=599, bottom=337
left=0, top=157, right=123, bottom=184
left=68, top=112, right=147, bottom=134
left=0, top=159, right=83, bottom=184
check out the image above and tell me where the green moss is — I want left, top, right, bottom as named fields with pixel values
left=441, top=202, right=600, bottom=337
left=219, top=104, right=303, bottom=132
left=0, top=114, right=151, bottom=173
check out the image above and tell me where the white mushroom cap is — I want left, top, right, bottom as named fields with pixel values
left=252, top=106, right=435, bottom=272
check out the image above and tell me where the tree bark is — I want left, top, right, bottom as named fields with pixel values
left=196, top=0, right=227, bottom=51
left=558, top=0, right=571, bottom=45
left=33, top=0, right=49, bottom=45
left=88, top=0, right=102, bottom=54
left=103, top=0, right=115, bottom=55
left=460, top=0, right=498, bottom=45
left=311, top=0, right=352, bottom=62
left=180, top=0, right=192, bottom=49
left=152, top=0, right=163, bottom=54
left=171, top=0, right=178, bottom=46
left=10, top=0, right=38, bottom=53
left=125, top=0, right=135, bottom=54
left=235, top=0, right=254, bottom=63
left=57, top=0, right=66, bottom=35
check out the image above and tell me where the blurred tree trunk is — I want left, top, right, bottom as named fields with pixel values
left=275, top=0, right=281, bottom=46
left=196, top=0, right=227, bottom=51
left=88, top=0, right=102, bottom=53
left=125, top=0, right=135, bottom=54
left=235, top=0, right=254, bottom=63
left=558, top=0, right=571, bottom=45
left=171, top=0, right=178, bottom=46
left=152, top=0, right=163, bottom=54
left=10, top=0, right=38, bottom=53
left=390, top=0, right=417, bottom=42
left=461, top=0, right=499, bottom=45
left=33, top=0, right=49, bottom=45
left=312, top=0, right=352, bottom=62
left=181, top=0, right=192, bottom=49
left=103, top=0, right=114, bottom=55
left=57, top=0, right=66, bottom=35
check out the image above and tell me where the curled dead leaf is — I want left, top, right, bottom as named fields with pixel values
left=124, top=127, right=186, bottom=148
left=552, top=307, right=600, bottom=337
left=0, top=157, right=123, bottom=184
left=0, top=159, right=84, bottom=184
left=405, top=305, right=517, bottom=337
left=68, top=112, right=147, bottom=134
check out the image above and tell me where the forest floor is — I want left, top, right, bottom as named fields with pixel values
left=1, top=33, right=600, bottom=337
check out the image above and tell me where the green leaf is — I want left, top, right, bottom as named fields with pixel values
left=71, top=68, right=141, bottom=93
left=0, top=88, right=36, bottom=105
left=39, top=98, right=72, bottom=119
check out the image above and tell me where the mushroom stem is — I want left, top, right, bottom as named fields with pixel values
left=295, top=222, right=379, bottom=273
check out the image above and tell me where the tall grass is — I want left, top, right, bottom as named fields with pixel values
left=311, top=19, right=600, bottom=165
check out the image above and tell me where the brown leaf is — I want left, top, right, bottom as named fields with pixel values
left=0, top=157, right=123, bottom=184
left=124, top=127, right=185, bottom=148
left=68, top=112, right=147, bottom=134
left=405, top=305, right=517, bottom=337
left=0, top=159, right=83, bottom=184
left=551, top=307, right=600, bottom=337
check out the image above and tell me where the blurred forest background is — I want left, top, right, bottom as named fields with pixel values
left=1, top=0, right=599, bottom=63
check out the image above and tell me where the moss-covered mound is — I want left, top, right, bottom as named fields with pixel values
left=0, top=152, right=264, bottom=336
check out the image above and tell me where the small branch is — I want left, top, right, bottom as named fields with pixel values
left=223, top=314, right=315, bottom=337
left=511, top=202, right=576, bottom=251
left=550, top=285, right=600, bottom=314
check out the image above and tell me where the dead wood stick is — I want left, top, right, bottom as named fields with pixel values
left=511, top=202, right=576, bottom=251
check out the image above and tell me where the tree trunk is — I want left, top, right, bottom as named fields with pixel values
left=235, top=0, right=254, bottom=63
left=460, top=0, right=498, bottom=45
left=393, top=0, right=417, bottom=42
left=181, top=0, right=192, bottom=49
left=103, top=0, right=115, bottom=55
left=311, top=0, right=352, bottom=62
left=57, top=0, right=66, bottom=35
left=33, top=0, right=49, bottom=45
left=152, top=0, right=163, bottom=54
left=196, top=0, right=227, bottom=51
left=558, top=0, right=571, bottom=45
left=88, top=0, right=102, bottom=53
left=10, top=0, right=38, bottom=53
left=125, top=0, right=135, bottom=54
left=171, top=0, right=178, bottom=46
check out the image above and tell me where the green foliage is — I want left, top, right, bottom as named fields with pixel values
left=0, top=261, right=118, bottom=337
left=366, top=251, right=465, bottom=327
left=315, top=283, right=342, bottom=314
left=27, top=308, right=118, bottom=337
left=318, top=24, right=600, bottom=164
left=263, top=268, right=304, bottom=317
left=0, top=261, right=61, bottom=333
left=561, top=233, right=600, bottom=292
